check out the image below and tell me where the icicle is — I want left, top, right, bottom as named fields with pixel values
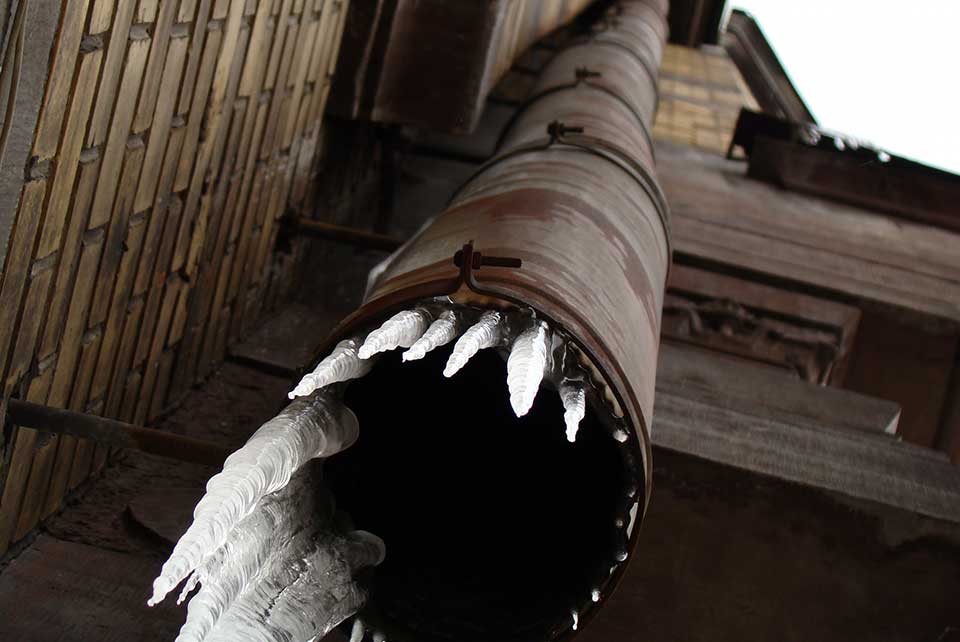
left=358, top=308, right=431, bottom=359
left=506, top=321, right=550, bottom=417
left=177, top=571, right=200, bottom=605
left=443, top=310, right=504, bottom=377
left=402, top=310, right=459, bottom=362
left=204, top=531, right=384, bottom=642
left=559, top=383, right=586, bottom=442
left=350, top=618, right=366, bottom=642
left=289, top=338, right=372, bottom=399
left=571, top=609, right=579, bottom=630
left=173, top=473, right=334, bottom=642
left=591, top=589, right=601, bottom=603
left=149, top=396, right=359, bottom=607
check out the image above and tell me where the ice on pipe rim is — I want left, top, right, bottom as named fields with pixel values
left=358, top=308, right=432, bottom=360
left=402, top=310, right=459, bottom=362
left=443, top=309, right=505, bottom=378
left=559, top=383, right=586, bottom=443
left=506, top=321, right=551, bottom=417
left=148, top=395, right=360, bottom=607
left=289, top=338, right=372, bottom=400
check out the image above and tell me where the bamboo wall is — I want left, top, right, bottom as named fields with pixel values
left=0, top=0, right=349, bottom=554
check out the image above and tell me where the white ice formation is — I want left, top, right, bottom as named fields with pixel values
left=358, top=308, right=431, bottom=359
left=559, top=383, right=586, bottom=442
left=443, top=310, right=505, bottom=377
left=402, top=310, right=459, bottom=362
left=289, top=338, right=373, bottom=399
left=350, top=619, right=366, bottom=642
left=149, top=395, right=360, bottom=607
left=203, top=529, right=384, bottom=642
left=173, top=472, right=331, bottom=641
left=506, top=321, right=550, bottom=417
left=591, top=588, right=601, bottom=603
left=572, top=609, right=580, bottom=631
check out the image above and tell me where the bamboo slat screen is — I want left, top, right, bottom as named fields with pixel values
left=0, top=0, right=349, bottom=555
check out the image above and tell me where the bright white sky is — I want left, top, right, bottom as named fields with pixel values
left=729, top=1, right=960, bottom=174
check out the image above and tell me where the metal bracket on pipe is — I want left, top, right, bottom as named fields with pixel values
left=453, top=241, right=522, bottom=294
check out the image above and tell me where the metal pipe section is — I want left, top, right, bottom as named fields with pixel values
left=293, top=218, right=404, bottom=253
left=320, top=0, right=671, bottom=636
left=5, top=399, right=230, bottom=467
left=329, top=0, right=668, bottom=515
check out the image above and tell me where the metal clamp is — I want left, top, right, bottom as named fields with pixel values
left=453, top=241, right=522, bottom=293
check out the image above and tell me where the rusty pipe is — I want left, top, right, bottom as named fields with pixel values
left=313, top=1, right=671, bottom=640
left=5, top=398, right=230, bottom=467
left=292, top=218, right=404, bottom=253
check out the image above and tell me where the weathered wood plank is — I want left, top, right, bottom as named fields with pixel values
left=132, top=123, right=186, bottom=296
left=39, top=150, right=102, bottom=359
left=43, top=326, right=104, bottom=517
left=0, top=180, right=48, bottom=379
left=173, top=21, right=222, bottom=191
left=653, top=349, right=960, bottom=523
left=88, top=211, right=149, bottom=403
left=658, top=141, right=960, bottom=321
left=132, top=0, right=181, bottom=134
left=134, top=33, right=189, bottom=213
left=176, top=0, right=213, bottom=114
left=35, top=45, right=104, bottom=261
left=88, top=140, right=147, bottom=328
left=88, top=32, right=151, bottom=229
left=86, top=1, right=138, bottom=147
left=171, top=5, right=247, bottom=276
left=33, top=0, right=90, bottom=160
left=6, top=260, right=56, bottom=392
left=88, top=1, right=114, bottom=35
left=0, top=364, right=54, bottom=553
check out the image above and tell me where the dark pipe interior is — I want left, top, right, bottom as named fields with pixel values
left=328, top=347, right=625, bottom=642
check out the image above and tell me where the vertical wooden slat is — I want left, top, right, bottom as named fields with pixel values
left=88, top=32, right=151, bottom=230
left=86, top=1, right=138, bottom=148
left=0, top=180, right=48, bottom=380
left=88, top=1, right=115, bottom=35
left=132, top=0, right=181, bottom=134
left=33, top=1, right=90, bottom=160
left=35, top=44, right=104, bottom=261
left=134, top=33, right=189, bottom=213
left=0, top=363, right=54, bottom=553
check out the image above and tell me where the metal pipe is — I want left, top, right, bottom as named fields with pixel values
left=5, top=399, right=230, bottom=467
left=314, top=0, right=671, bottom=638
left=293, top=218, right=404, bottom=253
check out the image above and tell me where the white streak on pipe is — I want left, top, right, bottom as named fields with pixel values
left=443, top=310, right=504, bottom=377
left=289, top=339, right=372, bottom=399
left=506, top=321, right=550, bottom=417
left=148, top=396, right=359, bottom=607
left=559, top=383, right=586, bottom=442
left=402, top=310, right=459, bottom=362
left=572, top=609, right=579, bottom=630
left=358, top=308, right=431, bottom=359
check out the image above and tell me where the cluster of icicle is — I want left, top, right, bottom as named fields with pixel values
left=289, top=301, right=593, bottom=441
left=148, top=394, right=385, bottom=642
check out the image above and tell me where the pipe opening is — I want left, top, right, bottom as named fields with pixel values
left=328, top=347, right=628, bottom=641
